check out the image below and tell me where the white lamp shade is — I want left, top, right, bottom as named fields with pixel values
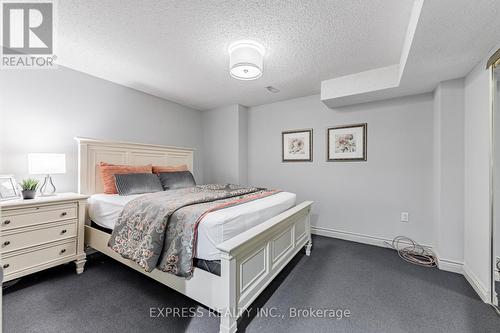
left=228, top=40, right=265, bottom=80
left=28, top=153, right=66, bottom=174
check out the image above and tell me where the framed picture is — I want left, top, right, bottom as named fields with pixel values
left=327, top=123, right=367, bottom=161
left=0, top=175, right=19, bottom=201
left=282, top=129, right=313, bottom=162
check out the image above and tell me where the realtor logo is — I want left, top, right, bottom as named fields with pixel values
left=1, top=0, right=56, bottom=68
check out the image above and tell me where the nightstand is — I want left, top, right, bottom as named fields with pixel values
left=0, top=193, right=88, bottom=282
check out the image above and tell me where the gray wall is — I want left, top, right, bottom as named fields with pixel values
left=0, top=66, right=203, bottom=192
left=238, top=105, right=248, bottom=185
left=247, top=93, right=435, bottom=246
left=463, top=58, right=492, bottom=298
left=433, top=78, right=465, bottom=264
left=202, top=104, right=248, bottom=185
left=492, top=61, right=500, bottom=291
left=496, top=81, right=500, bottom=261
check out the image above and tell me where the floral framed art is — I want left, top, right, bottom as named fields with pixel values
left=327, top=123, right=367, bottom=162
left=282, top=129, right=313, bottom=162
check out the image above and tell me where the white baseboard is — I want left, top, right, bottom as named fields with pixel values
left=435, top=255, right=463, bottom=274
left=311, top=225, right=492, bottom=302
left=463, top=264, right=490, bottom=303
left=312, top=225, right=463, bottom=273
left=311, top=225, right=433, bottom=250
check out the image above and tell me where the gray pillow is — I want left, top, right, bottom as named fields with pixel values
left=158, top=171, right=196, bottom=190
left=114, top=173, right=163, bottom=195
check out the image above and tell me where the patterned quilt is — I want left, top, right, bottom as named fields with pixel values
left=108, top=184, right=279, bottom=278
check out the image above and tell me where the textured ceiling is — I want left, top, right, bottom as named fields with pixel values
left=57, top=0, right=414, bottom=110
left=320, top=0, right=500, bottom=107
left=400, top=0, right=500, bottom=91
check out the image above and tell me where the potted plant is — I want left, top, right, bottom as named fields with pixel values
left=20, top=178, right=39, bottom=200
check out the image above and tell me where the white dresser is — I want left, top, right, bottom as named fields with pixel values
left=0, top=193, right=88, bottom=282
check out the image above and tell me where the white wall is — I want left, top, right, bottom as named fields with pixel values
left=463, top=59, right=492, bottom=302
left=0, top=66, right=203, bottom=192
left=433, top=79, right=465, bottom=266
left=202, top=104, right=248, bottom=185
left=238, top=105, right=248, bottom=185
left=247, top=93, right=435, bottom=246
left=496, top=81, right=500, bottom=262
left=432, top=82, right=442, bottom=257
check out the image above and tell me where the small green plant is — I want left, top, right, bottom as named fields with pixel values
left=20, top=178, right=39, bottom=191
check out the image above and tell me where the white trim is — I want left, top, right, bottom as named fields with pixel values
left=74, top=137, right=196, bottom=151
left=435, top=254, right=464, bottom=275
left=311, top=226, right=471, bottom=274
left=311, top=226, right=479, bottom=287
left=311, top=225, right=433, bottom=249
left=463, top=263, right=490, bottom=303
left=309, top=226, right=494, bottom=304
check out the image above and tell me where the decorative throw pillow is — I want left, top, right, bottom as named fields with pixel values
left=114, top=173, right=163, bottom=196
left=158, top=171, right=196, bottom=190
left=152, top=164, right=188, bottom=174
left=99, top=162, right=152, bottom=194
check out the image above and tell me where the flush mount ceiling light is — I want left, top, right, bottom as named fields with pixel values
left=228, top=40, right=265, bottom=80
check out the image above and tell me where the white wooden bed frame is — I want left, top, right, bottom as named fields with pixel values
left=76, top=137, right=313, bottom=333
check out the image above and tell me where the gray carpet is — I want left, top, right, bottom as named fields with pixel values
left=4, top=235, right=500, bottom=333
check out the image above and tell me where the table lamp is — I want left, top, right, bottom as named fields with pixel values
left=28, top=153, right=66, bottom=196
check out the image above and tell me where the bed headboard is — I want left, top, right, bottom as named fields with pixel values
left=75, top=137, right=195, bottom=195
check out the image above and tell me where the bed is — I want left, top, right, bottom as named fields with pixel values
left=76, top=137, right=313, bottom=333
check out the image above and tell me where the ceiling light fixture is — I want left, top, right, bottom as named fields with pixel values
left=228, top=40, right=265, bottom=80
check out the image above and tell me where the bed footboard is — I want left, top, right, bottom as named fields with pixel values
left=77, top=138, right=314, bottom=333
left=84, top=201, right=313, bottom=333
left=216, top=201, right=313, bottom=333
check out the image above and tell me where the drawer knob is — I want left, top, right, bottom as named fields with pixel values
left=60, top=249, right=66, bottom=254
left=61, top=212, right=67, bottom=217
left=3, top=241, right=10, bottom=246
left=3, top=264, right=9, bottom=269
left=3, top=220, right=10, bottom=225
left=61, top=229, right=67, bottom=234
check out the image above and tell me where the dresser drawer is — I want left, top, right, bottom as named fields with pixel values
left=1, top=220, right=77, bottom=253
left=2, top=240, right=76, bottom=277
left=1, top=203, right=77, bottom=230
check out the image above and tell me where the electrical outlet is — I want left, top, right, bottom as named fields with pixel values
left=400, top=212, right=409, bottom=222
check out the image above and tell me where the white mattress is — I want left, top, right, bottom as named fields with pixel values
left=87, top=191, right=296, bottom=261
